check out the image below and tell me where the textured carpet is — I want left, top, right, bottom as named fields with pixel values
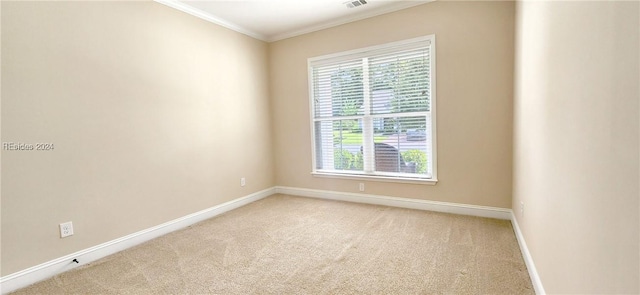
left=12, top=194, right=534, bottom=294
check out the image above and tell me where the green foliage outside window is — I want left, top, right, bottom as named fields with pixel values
left=333, top=149, right=427, bottom=173
left=401, top=149, right=427, bottom=174
left=334, top=149, right=355, bottom=170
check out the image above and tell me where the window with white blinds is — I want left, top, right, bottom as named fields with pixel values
left=308, top=35, right=436, bottom=182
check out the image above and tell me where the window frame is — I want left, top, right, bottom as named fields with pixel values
left=307, top=35, right=437, bottom=185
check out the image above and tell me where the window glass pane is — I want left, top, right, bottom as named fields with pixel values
left=314, top=119, right=364, bottom=172
left=372, top=116, right=429, bottom=175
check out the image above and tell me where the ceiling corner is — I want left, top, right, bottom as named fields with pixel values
left=267, top=1, right=434, bottom=42
left=154, top=0, right=269, bottom=42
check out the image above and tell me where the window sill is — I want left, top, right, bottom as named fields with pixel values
left=311, top=171, right=438, bottom=185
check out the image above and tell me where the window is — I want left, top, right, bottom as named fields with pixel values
left=308, top=35, right=436, bottom=183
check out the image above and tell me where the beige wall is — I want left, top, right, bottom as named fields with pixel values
left=513, top=1, right=639, bottom=293
left=269, top=1, right=515, bottom=208
left=7, top=1, right=638, bottom=292
left=1, top=2, right=274, bottom=275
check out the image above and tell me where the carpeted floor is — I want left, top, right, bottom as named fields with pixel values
left=12, top=194, right=534, bottom=294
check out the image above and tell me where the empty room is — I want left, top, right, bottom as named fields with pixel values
left=1, top=0, right=638, bottom=294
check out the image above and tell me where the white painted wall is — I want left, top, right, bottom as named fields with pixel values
left=513, top=1, right=639, bottom=293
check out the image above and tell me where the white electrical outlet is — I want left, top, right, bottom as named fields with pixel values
left=359, top=183, right=365, bottom=192
left=240, top=177, right=246, bottom=187
left=60, top=221, right=74, bottom=238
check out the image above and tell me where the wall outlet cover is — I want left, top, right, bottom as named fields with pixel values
left=60, top=221, right=74, bottom=238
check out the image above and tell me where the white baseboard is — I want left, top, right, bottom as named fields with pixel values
left=275, top=186, right=512, bottom=220
left=511, top=212, right=546, bottom=295
left=0, top=187, right=276, bottom=295
left=1, top=186, right=543, bottom=295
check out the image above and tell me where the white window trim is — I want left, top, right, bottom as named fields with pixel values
left=307, top=35, right=437, bottom=184
left=311, top=171, right=437, bottom=185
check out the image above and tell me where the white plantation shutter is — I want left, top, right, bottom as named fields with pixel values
left=309, top=36, right=436, bottom=181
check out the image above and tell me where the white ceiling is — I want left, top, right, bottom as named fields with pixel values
left=156, top=0, right=432, bottom=42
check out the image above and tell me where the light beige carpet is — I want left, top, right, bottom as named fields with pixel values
left=12, top=194, right=533, bottom=294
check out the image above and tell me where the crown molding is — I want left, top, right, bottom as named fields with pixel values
left=155, top=0, right=269, bottom=41
left=156, top=0, right=433, bottom=43
left=267, top=1, right=433, bottom=42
